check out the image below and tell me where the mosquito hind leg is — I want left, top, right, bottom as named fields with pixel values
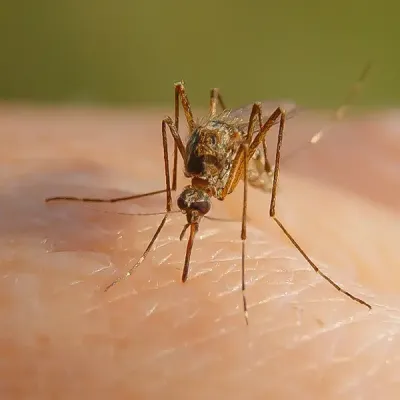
left=219, top=104, right=282, bottom=198
left=239, top=103, right=275, bottom=193
left=310, top=62, right=372, bottom=145
left=249, top=61, right=370, bottom=192
left=268, top=108, right=372, bottom=309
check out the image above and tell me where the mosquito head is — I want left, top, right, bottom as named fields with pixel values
left=177, top=186, right=211, bottom=283
left=177, top=186, right=211, bottom=225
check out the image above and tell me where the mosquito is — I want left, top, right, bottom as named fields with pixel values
left=45, top=64, right=372, bottom=324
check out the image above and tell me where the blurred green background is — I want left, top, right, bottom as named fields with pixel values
left=0, top=1, right=398, bottom=109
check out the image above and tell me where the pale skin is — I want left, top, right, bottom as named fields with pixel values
left=1, top=104, right=400, bottom=399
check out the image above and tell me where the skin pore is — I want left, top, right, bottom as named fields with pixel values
left=0, top=104, right=400, bottom=399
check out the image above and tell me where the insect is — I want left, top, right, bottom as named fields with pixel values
left=45, top=64, right=372, bottom=324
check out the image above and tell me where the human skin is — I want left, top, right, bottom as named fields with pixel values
left=0, top=104, right=399, bottom=400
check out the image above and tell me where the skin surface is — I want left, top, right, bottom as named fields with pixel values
left=0, top=104, right=399, bottom=400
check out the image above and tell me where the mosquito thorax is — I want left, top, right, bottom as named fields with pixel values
left=185, top=121, right=239, bottom=179
left=177, top=186, right=211, bottom=223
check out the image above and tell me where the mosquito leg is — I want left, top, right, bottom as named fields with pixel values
left=173, top=81, right=196, bottom=190
left=104, top=116, right=183, bottom=291
left=253, top=105, right=274, bottom=177
left=337, top=62, right=372, bottom=120
left=160, top=118, right=173, bottom=212
left=310, top=62, right=372, bottom=145
left=45, top=190, right=168, bottom=204
left=269, top=109, right=372, bottom=309
left=174, top=81, right=195, bottom=132
left=246, top=105, right=283, bottom=195
left=104, top=213, right=169, bottom=292
left=217, top=106, right=284, bottom=321
left=216, top=139, right=250, bottom=324
left=45, top=116, right=186, bottom=205
left=174, top=82, right=228, bottom=187
left=221, top=104, right=282, bottom=198
left=240, top=142, right=250, bottom=325
left=271, top=62, right=372, bottom=168
left=209, top=88, right=227, bottom=117
left=174, top=82, right=228, bottom=186
left=239, top=103, right=273, bottom=191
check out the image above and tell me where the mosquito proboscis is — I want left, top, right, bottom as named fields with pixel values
left=45, top=64, right=372, bottom=324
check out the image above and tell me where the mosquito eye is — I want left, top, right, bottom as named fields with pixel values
left=192, top=200, right=211, bottom=215
left=177, top=196, right=187, bottom=210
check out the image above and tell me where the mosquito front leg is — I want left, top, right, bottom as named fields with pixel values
left=45, top=115, right=185, bottom=206
left=104, top=116, right=186, bottom=292
left=45, top=189, right=168, bottom=204
left=268, top=109, right=372, bottom=310
left=209, top=87, right=227, bottom=117
left=173, top=81, right=196, bottom=189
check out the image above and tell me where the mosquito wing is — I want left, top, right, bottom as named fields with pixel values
left=227, top=100, right=300, bottom=131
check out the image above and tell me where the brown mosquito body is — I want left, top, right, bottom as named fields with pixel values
left=177, top=112, right=277, bottom=284
left=45, top=65, right=372, bottom=324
